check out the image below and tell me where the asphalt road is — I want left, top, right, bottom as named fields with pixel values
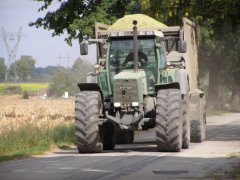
left=0, top=113, right=240, bottom=180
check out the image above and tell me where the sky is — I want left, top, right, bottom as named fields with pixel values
left=0, top=0, right=96, bottom=68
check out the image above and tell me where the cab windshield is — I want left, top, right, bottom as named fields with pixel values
left=108, top=38, right=156, bottom=71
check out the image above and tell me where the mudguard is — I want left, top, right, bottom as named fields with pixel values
left=155, top=82, right=180, bottom=93
left=77, top=83, right=104, bottom=101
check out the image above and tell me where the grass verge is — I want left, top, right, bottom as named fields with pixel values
left=0, top=123, right=75, bottom=162
left=204, top=163, right=240, bottom=180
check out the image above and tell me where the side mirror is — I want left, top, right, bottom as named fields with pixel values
left=179, top=41, right=187, bottom=53
left=155, top=43, right=161, bottom=48
left=80, top=42, right=88, bottom=55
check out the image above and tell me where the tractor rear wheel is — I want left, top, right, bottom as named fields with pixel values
left=156, top=89, right=182, bottom=152
left=75, top=91, right=103, bottom=153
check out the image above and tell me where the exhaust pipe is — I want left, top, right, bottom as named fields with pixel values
left=133, top=20, right=138, bottom=72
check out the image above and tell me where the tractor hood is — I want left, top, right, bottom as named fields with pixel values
left=113, top=70, right=147, bottom=106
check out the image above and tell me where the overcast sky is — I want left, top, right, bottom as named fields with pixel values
left=0, top=0, right=96, bottom=68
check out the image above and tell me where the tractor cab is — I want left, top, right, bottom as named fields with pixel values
left=107, top=30, right=166, bottom=95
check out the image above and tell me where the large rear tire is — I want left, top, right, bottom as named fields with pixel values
left=156, top=89, right=182, bottom=152
left=75, top=91, right=103, bottom=153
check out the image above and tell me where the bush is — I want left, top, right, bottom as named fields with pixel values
left=3, top=85, right=22, bottom=94
left=22, top=91, right=29, bottom=99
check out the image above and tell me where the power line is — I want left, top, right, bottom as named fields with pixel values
left=1, top=27, right=25, bottom=82
left=57, top=55, right=73, bottom=69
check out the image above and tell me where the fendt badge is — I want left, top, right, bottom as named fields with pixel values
left=120, top=86, right=133, bottom=90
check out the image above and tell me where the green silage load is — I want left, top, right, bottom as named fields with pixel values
left=108, top=14, right=167, bottom=31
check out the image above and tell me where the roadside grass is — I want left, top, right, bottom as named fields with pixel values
left=227, top=163, right=240, bottom=179
left=204, top=163, right=240, bottom=180
left=204, top=153, right=240, bottom=180
left=0, top=123, right=75, bottom=162
left=0, top=95, right=75, bottom=162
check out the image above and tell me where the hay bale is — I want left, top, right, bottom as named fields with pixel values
left=108, top=14, right=167, bottom=31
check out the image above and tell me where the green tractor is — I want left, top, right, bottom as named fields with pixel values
left=75, top=14, right=206, bottom=153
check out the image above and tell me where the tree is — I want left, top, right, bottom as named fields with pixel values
left=15, top=56, right=36, bottom=82
left=72, top=57, right=94, bottom=82
left=0, top=58, right=7, bottom=81
left=48, top=58, right=93, bottom=97
left=142, top=0, right=240, bottom=110
left=30, top=0, right=131, bottom=44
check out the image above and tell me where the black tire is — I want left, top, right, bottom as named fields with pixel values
left=100, top=122, right=116, bottom=150
left=115, top=130, right=134, bottom=144
left=75, top=91, right=103, bottom=153
left=190, top=120, right=204, bottom=142
left=182, top=99, right=190, bottom=149
left=190, top=97, right=206, bottom=143
left=156, top=89, right=182, bottom=152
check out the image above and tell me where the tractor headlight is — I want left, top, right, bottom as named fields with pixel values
left=132, top=102, right=139, bottom=107
left=114, top=102, right=121, bottom=107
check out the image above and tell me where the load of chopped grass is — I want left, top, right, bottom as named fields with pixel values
left=108, top=14, right=167, bottom=31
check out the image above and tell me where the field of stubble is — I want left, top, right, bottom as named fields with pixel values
left=0, top=95, right=75, bottom=161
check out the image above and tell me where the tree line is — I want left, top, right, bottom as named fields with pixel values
left=0, top=56, right=93, bottom=96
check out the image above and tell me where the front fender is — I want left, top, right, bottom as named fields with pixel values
left=77, top=83, right=104, bottom=101
left=155, top=82, right=180, bottom=93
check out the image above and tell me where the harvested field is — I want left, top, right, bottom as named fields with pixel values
left=0, top=95, right=75, bottom=161
left=0, top=95, right=74, bottom=134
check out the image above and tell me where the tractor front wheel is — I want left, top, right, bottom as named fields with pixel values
left=156, top=89, right=182, bottom=152
left=75, top=91, right=103, bottom=153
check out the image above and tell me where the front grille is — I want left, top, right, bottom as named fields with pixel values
left=114, top=79, right=138, bottom=104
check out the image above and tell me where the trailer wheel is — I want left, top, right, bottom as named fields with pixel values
left=190, top=97, right=206, bottom=142
left=190, top=120, right=204, bottom=142
left=182, top=99, right=190, bottom=149
left=156, top=89, right=182, bottom=152
left=75, top=91, right=103, bottom=153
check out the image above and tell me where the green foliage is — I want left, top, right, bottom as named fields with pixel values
left=0, top=57, right=6, bottom=81
left=48, top=58, right=93, bottom=97
left=48, top=66, right=76, bottom=96
left=3, top=85, right=22, bottom=94
left=30, top=0, right=133, bottom=44
left=51, top=125, right=75, bottom=144
left=15, top=56, right=36, bottom=82
left=0, top=123, right=75, bottom=162
left=23, top=91, right=29, bottom=99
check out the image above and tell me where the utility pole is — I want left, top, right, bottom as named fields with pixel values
left=1, top=27, right=25, bottom=83
left=57, top=55, right=73, bottom=69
